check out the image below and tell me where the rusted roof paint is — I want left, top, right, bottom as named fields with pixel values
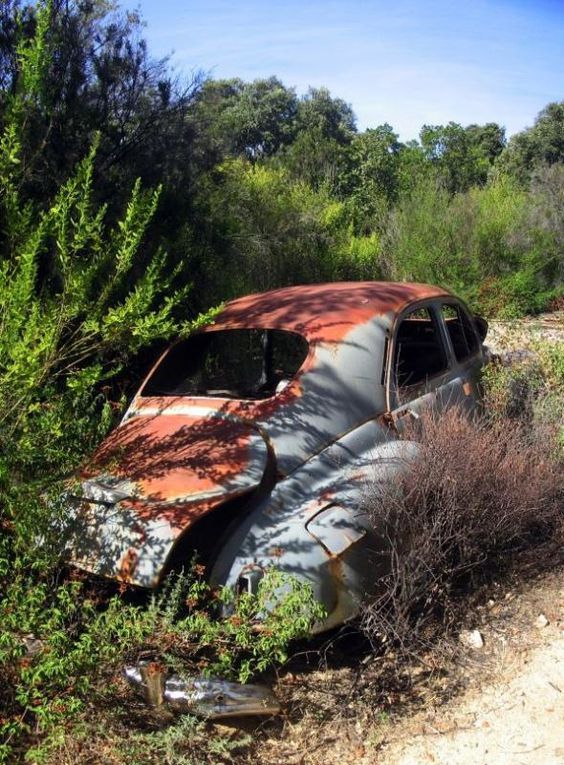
left=208, top=282, right=450, bottom=342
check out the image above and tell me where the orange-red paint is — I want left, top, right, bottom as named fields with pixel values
left=208, top=282, right=450, bottom=343
left=85, top=412, right=268, bottom=533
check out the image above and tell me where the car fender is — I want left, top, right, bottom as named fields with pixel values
left=209, top=419, right=421, bottom=632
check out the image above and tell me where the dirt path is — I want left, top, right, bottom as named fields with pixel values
left=486, top=311, right=564, bottom=353
left=382, top=609, right=564, bottom=765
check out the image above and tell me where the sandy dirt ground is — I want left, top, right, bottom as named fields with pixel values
left=381, top=596, right=564, bottom=765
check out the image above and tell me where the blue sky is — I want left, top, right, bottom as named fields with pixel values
left=134, top=0, right=563, bottom=140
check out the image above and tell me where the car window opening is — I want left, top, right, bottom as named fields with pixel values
left=393, top=307, right=448, bottom=390
left=142, top=329, right=309, bottom=399
left=441, top=303, right=479, bottom=362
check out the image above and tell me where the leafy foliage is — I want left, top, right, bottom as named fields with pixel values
left=194, top=77, right=299, bottom=160
left=0, top=13, right=213, bottom=763
left=0, top=130, right=194, bottom=475
left=419, top=121, right=505, bottom=192
left=139, top=568, right=325, bottom=683
left=191, top=158, right=382, bottom=304
left=384, top=175, right=563, bottom=315
left=0, top=568, right=323, bottom=763
left=0, top=0, right=202, bottom=201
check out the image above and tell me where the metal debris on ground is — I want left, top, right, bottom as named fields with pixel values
left=124, top=663, right=281, bottom=718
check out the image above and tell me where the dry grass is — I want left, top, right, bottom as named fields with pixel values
left=361, top=406, right=564, bottom=652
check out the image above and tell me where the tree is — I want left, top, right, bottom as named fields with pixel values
left=396, top=139, right=429, bottom=195
left=0, top=0, right=202, bottom=208
left=466, top=122, right=506, bottom=164
left=419, top=121, right=505, bottom=193
left=347, top=124, right=403, bottom=231
left=295, top=86, right=356, bottom=144
left=194, top=76, right=298, bottom=160
left=498, top=102, right=564, bottom=184
left=279, top=86, right=356, bottom=193
left=280, top=125, right=350, bottom=194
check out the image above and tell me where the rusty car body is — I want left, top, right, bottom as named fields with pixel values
left=66, top=281, right=486, bottom=631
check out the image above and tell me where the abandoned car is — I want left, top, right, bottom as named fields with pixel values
left=66, top=281, right=487, bottom=632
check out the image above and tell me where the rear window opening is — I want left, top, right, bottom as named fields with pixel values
left=142, top=329, right=309, bottom=399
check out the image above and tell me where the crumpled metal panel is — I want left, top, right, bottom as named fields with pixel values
left=209, top=425, right=422, bottom=631
left=306, top=504, right=367, bottom=557
left=65, top=500, right=177, bottom=587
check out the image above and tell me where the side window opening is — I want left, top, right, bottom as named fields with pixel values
left=441, top=303, right=479, bottom=362
left=393, top=306, right=448, bottom=393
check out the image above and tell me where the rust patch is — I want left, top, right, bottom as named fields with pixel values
left=118, top=548, right=138, bottom=582
left=82, top=412, right=269, bottom=538
left=210, top=282, right=450, bottom=343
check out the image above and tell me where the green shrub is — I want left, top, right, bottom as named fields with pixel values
left=0, top=568, right=323, bottom=763
left=0, top=12, right=218, bottom=760
left=385, top=174, right=562, bottom=316
left=482, top=340, right=564, bottom=452
left=191, top=158, right=383, bottom=303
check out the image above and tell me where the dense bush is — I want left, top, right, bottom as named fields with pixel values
left=0, top=12, right=208, bottom=760
left=190, top=159, right=382, bottom=304
left=384, top=176, right=563, bottom=315
left=361, top=400, right=564, bottom=652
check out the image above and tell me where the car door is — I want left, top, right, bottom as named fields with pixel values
left=436, top=300, right=484, bottom=416
left=385, top=301, right=458, bottom=433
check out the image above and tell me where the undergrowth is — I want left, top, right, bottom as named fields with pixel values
left=0, top=567, right=323, bottom=763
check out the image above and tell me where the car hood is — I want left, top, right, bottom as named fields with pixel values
left=83, top=410, right=271, bottom=509
left=65, top=409, right=272, bottom=588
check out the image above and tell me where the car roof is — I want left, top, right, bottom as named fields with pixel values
left=210, top=281, right=451, bottom=342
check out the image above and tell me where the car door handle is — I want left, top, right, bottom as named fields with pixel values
left=396, top=407, right=420, bottom=421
